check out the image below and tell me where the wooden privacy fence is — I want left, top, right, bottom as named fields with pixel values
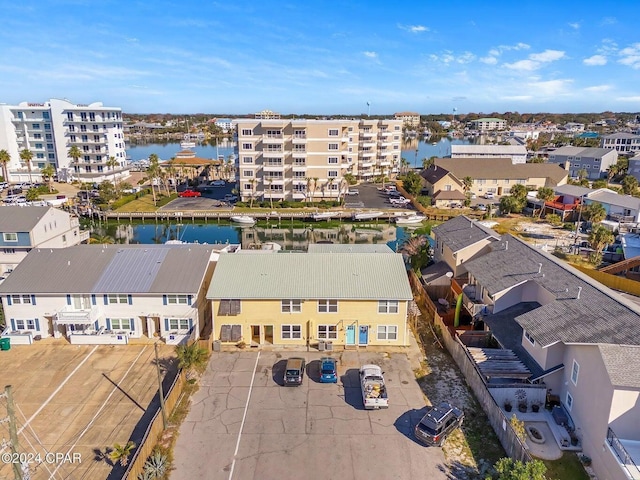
left=572, top=263, right=640, bottom=297
left=123, top=370, right=187, bottom=480
left=409, top=271, right=532, bottom=464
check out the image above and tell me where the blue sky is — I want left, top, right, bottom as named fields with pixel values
left=1, top=1, right=640, bottom=115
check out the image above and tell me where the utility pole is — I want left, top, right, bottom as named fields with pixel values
left=154, top=344, right=168, bottom=429
left=5, top=385, right=23, bottom=480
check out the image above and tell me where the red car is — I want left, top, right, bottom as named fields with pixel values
left=178, top=189, right=201, bottom=198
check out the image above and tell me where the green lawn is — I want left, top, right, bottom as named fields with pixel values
left=543, top=452, right=589, bottom=480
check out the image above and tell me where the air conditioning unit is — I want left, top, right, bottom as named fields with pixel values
left=318, top=340, right=325, bottom=351
left=325, top=341, right=334, bottom=352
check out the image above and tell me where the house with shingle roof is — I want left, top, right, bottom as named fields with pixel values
left=547, top=146, right=618, bottom=180
left=442, top=225, right=640, bottom=480
left=0, top=206, right=88, bottom=277
left=0, top=244, right=225, bottom=346
left=206, top=252, right=412, bottom=348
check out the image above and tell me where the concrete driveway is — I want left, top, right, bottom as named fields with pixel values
left=172, top=350, right=449, bottom=480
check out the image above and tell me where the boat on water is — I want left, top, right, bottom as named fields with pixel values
left=310, top=212, right=335, bottom=221
left=230, top=215, right=256, bottom=225
left=352, top=211, right=383, bottom=221
left=395, top=214, right=427, bottom=225
left=180, top=134, right=196, bottom=149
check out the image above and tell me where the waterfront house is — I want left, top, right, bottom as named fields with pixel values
left=0, top=206, right=89, bottom=278
left=207, top=252, right=412, bottom=348
left=547, top=146, right=618, bottom=180
left=447, top=229, right=640, bottom=480
left=468, top=118, right=507, bottom=131
left=0, top=244, right=218, bottom=345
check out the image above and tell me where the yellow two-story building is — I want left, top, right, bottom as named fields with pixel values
left=207, top=251, right=413, bottom=348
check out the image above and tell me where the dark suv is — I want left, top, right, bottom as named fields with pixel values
left=283, top=357, right=306, bottom=386
left=414, top=402, right=464, bottom=446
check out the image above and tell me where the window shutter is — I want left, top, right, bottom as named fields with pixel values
left=218, top=301, right=230, bottom=316
left=103, top=295, right=108, bottom=305
left=66, top=294, right=71, bottom=306
left=164, top=318, right=169, bottom=332
left=231, top=325, right=242, bottom=342
left=31, top=295, right=36, bottom=305
left=128, top=295, right=133, bottom=305
left=162, top=295, right=167, bottom=305
left=130, top=318, right=135, bottom=331
left=6, top=296, right=11, bottom=306
left=35, top=318, right=40, bottom=331
left=10, top=319, right=16, bottom=330
left=91, top=294, right=96, bottom=305
left=188, top=318, right=193, bottom=333
left=106, top=318, right=111, bottom=330
left=188, top=295, right=193, bottom=305
left=94, top=320, right=99, bottom=330
left=220, top=325, right=231, bottom=342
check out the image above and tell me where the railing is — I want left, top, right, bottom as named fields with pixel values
left=545, top=200, right=578, bottom=211
left=55, top=305, right=101, bottom=323
left=607, top=427, right=640, bottom=479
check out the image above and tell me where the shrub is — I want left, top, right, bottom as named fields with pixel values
left=416, top=196, right=431, bottom=207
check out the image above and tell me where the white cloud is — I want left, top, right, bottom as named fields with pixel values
left=504, top=59, right=539, bottom=71
left=530, top=50, right=566, bottom=62
left=527, top=79, right=573, bottom=96
left=616, top=96, right=640, bottom=102
left=618, top=43, right=640, bottom=69
left=601, top=17, right=617, bottom=26
left=583, top=55, right=607, bottom=66
left=398, top=24, right=429, bottom=33
left=363, top=51, right=378, bottom=59
left=584, top=85, right=611, bottom=92
left=479, top=43, right=530, bottom=65
left=480, top=56, right=498, bottom=65
left=568, top=22, right=580, bottom=30
left=501, top=95, right=533, bottom=101
left=429, top=51, right=475, bottom=65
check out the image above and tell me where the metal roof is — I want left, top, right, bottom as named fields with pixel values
left=463, top=234, right=640, bottom=347
left=599, top=345, right=640, bottom=388
left=549, top=146, right=614, bottom=157
left=307, top=244, right=394, bottom=253
left=431, top=215, right=500, bottom=253
left=554, top=184, right=594, bottom=198
left=207, top=253, right=412, bottom=300
left=0, top=206, right=54, bottom=232
left=0, top=244, right=215, bottom=294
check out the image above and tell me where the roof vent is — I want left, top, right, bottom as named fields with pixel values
left=67, top=260, right=70, bottom=266
left=576, top=286, right=582, bottom=299
left=538, top=263, right=542, bottom=274
left=505, top=241, right=508, bottom=250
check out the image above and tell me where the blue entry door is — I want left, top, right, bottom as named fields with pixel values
left=359, top=326, right=369, bottom=345
left=346, top=325, right=356, bottom=345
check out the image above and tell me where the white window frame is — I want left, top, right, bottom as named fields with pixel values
left=11, top=295, right=31, bottom=304
left=377, top=325, right=398, bottom=340
left=328, top=157, right=339, bottom=164
left=242, top=143, right=253, bottom=151
left=317, top=325, right=338, bottom=339
left=3, top=233, right=17, bottom=242
left=281, top=324, right=302, bottom=340
left=281, top=299, right=302, bottom=313
left=15, top=319, right=25, bottom=330
left=241, top=129, right=252, bottom=136
left=168, top=318, right=190, bottom=331
left=328, top=129, right=339, bottom=136
left=525, top=331, right=535, bottom=345
left=378, top=300, right=399, bottom=314
left=111, top=318, right=132, bottom=330
left=571, top=360, right=579, bottom=386
left=242, top=170, right=254, bottom=177
left=328, top=170, right=338, bottom=178
left=318, top=300, right=338, bottom=313
left=242, top=156, right=253, bottom=164
left=566, top=392, right=573, bottom=411
left=108, top=294, right=128, bottom=304
left=167, top=294, right=188, bottom=305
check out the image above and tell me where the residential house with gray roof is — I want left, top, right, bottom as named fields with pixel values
left=0, top=206, right=89, bottom=278
left=601, top=132, right=640, bottom=156
left=451, top=229, right=640, bottom=480
left=206, top=252, right=412, bottom=348
left=547, top=146, right=618, bottom=180
left=0, top=244, right=220, bottom=346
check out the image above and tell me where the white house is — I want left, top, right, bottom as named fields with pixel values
left=0, top=244, right=222, bottom=346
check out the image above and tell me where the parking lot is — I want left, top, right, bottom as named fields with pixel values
left=0, top=343, right=176, bottom=480
left=345, top=183, right=415, bottom=212
left=172, top=350, right=448, bottom=480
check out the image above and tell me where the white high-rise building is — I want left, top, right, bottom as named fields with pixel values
left=0, top=98, right=127, bottom=183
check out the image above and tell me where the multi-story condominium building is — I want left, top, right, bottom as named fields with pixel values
left=601, top=132, right=640, bottom=155
left=547, top=146, right=618, bottom=180
left=0, top=206, right=89, bottom=277
left=394, top=111, right=421, bottom=128
left=233, top=118, right=402, bottom=202
left=214, top=118, right=232, bottom=131
left=468, top=117, right=507, bottom=131
left=564, top=122, right=585, bottom=132
left=450, top=144, right=528, bottom=164
left=0, top=98, right=127, bottom=183
left=254, top=109, right=281, bottom=119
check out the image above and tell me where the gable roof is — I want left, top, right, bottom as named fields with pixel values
left=554, top=184, right=594, bottom=198
left=587, top=190, right=640, bottom=210
left=451, top=145, right=527, bottom=155
left=433, top=158, right=568, bottom=184
left=0, top=244, right=215, bottom=294
left=463, top=234, right=640, bottom=347
left=207, top=253, right=412, bottom=300
left=599, top=345, right=640, bottom=389
left=431, top=215, right=500, bottom=252
left=0, top=206, right=55, bottom=232
left=420, top=164, right=451, bottom=184
left=433, top=190, right=466, bottom=200
left=603, top=132, right=640, bottom=140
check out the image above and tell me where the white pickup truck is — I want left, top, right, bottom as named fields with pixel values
left=360, top=364, right=389, bottom=410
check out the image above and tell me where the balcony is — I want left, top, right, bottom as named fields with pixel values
left=292, top=164, right=307, bottom=172
left=360, top=151, right=375, bottom=158
left=263, top=177, right=285, bottom=185
left=360, top=140, right=377, bottom=148
left=263, top=134, right=285, bottom=143
left=360, top=161, right=374, bottom=168
left=292, top=134, right=306, bottom=143
left=263, top=164, right=284, bottom=172
left=453, top=279, right=489, bottom=317
left=607, top=427, right=640, bottom=479
left=55, top=305, right=102, bottom=324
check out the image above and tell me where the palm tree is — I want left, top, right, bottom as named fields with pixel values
left=106, top=156, right=119, bottom=190
left=41, top=163, right=55, bottom=193
left=175, top=343, right=208, bottom=379
left=311, top=177, right=319, bottom=203
left=249, top=178, right=257, bottom=208
left=147, top=154, right=160, bottom=205
left=88, top=234, right=116, bottom=244
left=166, top=165, right=178, bottom=194
left=266, top=177, right=274, bottom=209
left=19, top=148, right=34, bottom=184
left=622, top=175, right=638, bottom=195
left=68, top=145, right=82, bottom=170
left=109, top=441, right=136, bottom=467
left=327, top=177, right=335, bottom=200
left=582, top=202, right=606, bottom=224
left=305, top=177, right=313, bottom=204
left=536, top=187, right=555, bottom=219
left=607, top=164, right=619, bottom=182
left=0, top=149, right=10, bottom=183
left=400, top=158, right=409, bottom=176
left=588, top=225, right=615, bottom=264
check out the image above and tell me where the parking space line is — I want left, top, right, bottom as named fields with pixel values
left=228, top=352, right=260, bottom=480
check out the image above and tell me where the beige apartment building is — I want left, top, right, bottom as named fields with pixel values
left=233, top=118, right=402, bottom=202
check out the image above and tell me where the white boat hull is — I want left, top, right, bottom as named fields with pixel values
left=230, top=216, right=255, bottom=225
left=352, top=211, right=383, bottom=221
left=311, top=213, right=335, bottom=221
left=396, top=215, right=426, bottom=225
